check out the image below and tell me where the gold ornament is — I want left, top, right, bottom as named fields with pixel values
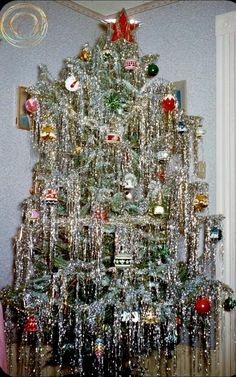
left=79, top=44, right=92, bottom=62
left=75, top=146, right=82, bottom=153
left=41, top=125, right=56, bottom=141
left=193, top=192, right=209, bottom=211
left=143, top=308, right=159, bottom=325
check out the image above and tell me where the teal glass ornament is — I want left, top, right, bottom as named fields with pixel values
left=147, top=63, right=159, bottom=77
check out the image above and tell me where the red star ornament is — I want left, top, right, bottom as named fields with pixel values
left=108, top=9, right=139, bottom=43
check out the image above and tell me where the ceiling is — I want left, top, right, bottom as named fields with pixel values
left=55, top=0, right=179, bottom=19
left=73, top=1, right=151, bottom=16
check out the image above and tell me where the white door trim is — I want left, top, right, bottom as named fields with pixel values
left=216, top=11, right=236, bottom=377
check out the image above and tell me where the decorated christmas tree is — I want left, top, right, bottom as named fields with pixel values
left=1, top=9, right=235, bottom=377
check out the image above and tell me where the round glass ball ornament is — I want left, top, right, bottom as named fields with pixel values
left=147, top=63, right=159, bottom=77
left=223, top=297, right=236, bottom=311
left=25, top=98, right=39, bottom=113
left=194, top=297, right=211, bottom=315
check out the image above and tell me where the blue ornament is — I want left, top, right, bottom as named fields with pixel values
left=177, top=121, right=187, bottom=133
left=210, top=226, right=222, bottom=240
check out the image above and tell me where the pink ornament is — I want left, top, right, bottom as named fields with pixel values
left=124, top=59, right=139, bottom=71
left=30, top=209, right=40, bottom=220
left=25, top=98, right=40, bottom=113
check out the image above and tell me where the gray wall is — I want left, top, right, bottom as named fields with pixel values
left=0, top=0, right=235, bottom=288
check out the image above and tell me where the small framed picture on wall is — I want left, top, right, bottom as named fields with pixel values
left=173, top=80, right=186, bottom=112
left=16, top=86, right=32, bottom=131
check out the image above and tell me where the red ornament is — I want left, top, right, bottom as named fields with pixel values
left=107, top=9, right=139, bottom=43
left=161, top=94, right=177, bottom=112
left=157, top=170, right=165, bottom=182
left=43, top=189, right=58, bottom=205
left=106, top=133, right=121, bottom=143
left=24, top=315, right=38, bottom=333
left=95, top=209, right=108, bottom=221
left=25, top=98, right=40, bottom=113
left=176, top=316, right=182, bottom=325
left=194, top=297, right=211, bottom=315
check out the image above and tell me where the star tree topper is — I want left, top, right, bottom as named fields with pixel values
left=106, top=9, right=139, bottom=43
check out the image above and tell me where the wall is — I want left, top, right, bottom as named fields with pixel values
left=0, top=0, right=99, bottom=288
left=137, top=0, right=235, bottom=212
left=0, top=0, right=235, bottom=288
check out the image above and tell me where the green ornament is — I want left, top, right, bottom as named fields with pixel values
left=147, top=63, right=159, bottom=77
left=105, top=92, right=121, bottom=111
left=223, top=297, right=236, bottom=311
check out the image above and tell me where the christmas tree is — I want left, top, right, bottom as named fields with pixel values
left=1, top=9, right=235, bottom=377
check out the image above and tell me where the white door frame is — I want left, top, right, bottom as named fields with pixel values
left=216, top=11, right=236, bottom=377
